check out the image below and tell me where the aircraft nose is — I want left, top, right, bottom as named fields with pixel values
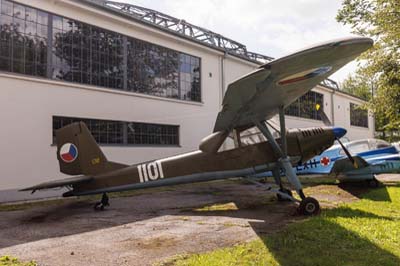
left=332, top=127, right=347, bottom=139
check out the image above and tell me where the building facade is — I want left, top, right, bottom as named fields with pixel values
left=0, top=0, right=374, bottom=202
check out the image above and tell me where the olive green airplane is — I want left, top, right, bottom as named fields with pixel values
left=21, top=37, right=373, bottom=215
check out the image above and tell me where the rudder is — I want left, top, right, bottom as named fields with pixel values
left=56, top=122, right=123, bottom=176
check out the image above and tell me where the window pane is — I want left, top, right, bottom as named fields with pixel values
left=25, top=7, right=37, bottom=22
left=1, top=1, right=13, bottom=16
left=350, top=103, right=368, bottom=128
left=53, top=116, right=179, bottom=146
left=13, top=3, right=24, bottom=19
left=37, top=10, right=48, bottom=25
left=285, top=91, right=324, bottom=121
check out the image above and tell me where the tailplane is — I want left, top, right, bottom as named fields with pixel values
left=56, top=122, right=127, bottom=176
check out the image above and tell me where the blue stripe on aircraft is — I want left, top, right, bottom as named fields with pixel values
left=358, top=146, right=398, bottom=157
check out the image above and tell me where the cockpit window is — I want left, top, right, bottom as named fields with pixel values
left=375, top=139, right=391, bottom=149
left=339, top=140, right=370, bottom=155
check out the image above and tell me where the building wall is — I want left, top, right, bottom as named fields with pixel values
left=0, top=0, right=259, bottom=197
left=281, top=86, right=374, bottom=141
left=0, top=0, right=374, bottom=202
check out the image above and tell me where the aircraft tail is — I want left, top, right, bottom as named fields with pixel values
left=56, top=122, right=127, bottom=176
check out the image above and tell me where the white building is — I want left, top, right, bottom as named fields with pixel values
left=0, top=0, right=374, bottom=202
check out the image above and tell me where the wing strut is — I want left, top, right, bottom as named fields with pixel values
left=253, top=107, right=320, bottom=215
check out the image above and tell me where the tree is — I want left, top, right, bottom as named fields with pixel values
left=337, top=0, right=400, bottom=137
left=339, top=71, right=374, bottom=101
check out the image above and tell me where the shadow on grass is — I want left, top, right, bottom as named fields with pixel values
left=256, top=211, right=400, bottom=266
left=185, top=185, right=400, bottom=265
left=336, top=182, right=392, bottom=202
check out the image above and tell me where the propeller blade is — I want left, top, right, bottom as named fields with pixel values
left=315, top=104, right=332, bottom=127
left=337, top=138, right=359, bottom=169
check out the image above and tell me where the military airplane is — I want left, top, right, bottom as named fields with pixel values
left=21, top=37, right=373, bottom=215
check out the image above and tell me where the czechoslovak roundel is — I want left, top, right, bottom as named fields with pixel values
left=59, top=143, right=78, bottom=163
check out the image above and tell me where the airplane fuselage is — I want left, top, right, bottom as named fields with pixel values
left=65, top=127, right=336, bottom=196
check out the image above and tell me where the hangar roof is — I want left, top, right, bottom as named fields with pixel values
left=78, top=0, right=352, bottom=94
left=80, top=0, right=274, bottom=64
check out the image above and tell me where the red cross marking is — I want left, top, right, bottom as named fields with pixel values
left=320, top=156, right=330, bottom=167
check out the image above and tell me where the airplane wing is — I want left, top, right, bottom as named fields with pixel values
left=213, top=37, right=373, bottom=132
left=20, top=175, right=93, bottom=192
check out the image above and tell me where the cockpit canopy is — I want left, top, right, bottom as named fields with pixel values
left=338, top=139, right=392, bottom=155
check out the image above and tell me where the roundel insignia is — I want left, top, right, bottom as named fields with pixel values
left=59, top=143, right=78, bottom=163
left=320, top=156, right=331, bottom=167
left=277, top=66, right=332, bottom=86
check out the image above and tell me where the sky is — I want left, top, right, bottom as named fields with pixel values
left=123, top=0, right=360, bottom=84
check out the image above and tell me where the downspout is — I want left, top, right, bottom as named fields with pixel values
left=331, top=89, right=335, bottom=126
left=220, top=52, right=227, bottom=150
left=220, top=52, right=227, bottom=107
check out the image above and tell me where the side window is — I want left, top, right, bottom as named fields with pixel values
left=340, top=141, right=370, bottom=155
left=348, top=142, right=370, bottom=154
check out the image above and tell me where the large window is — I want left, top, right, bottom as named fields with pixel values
left=52, top=15, right=124, bottom=89
left=0, top=0, right=201, bottom=102
left=53, top=116, right=179, bottom=146
left=285, top=91, right=324, bottom=120
left=350, top=103, right=368, bottom=128
left=0, top=0, right=48, bottom=76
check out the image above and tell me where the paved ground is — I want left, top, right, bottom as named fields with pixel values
left=0, top=175, right=398, bottom=266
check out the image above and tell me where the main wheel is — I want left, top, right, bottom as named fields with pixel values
left=94, top=202, right=106, bottom=211
left=277, top=188, right=293, bottom=201
left=94, top=202, right=102, bottom=211
left=368, top=178, right=380, bottom=188
left=298, top=197, right=320, bottom=215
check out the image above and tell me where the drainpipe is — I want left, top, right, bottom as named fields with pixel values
left=331, top=89, right=335, bottom=126
left=220, top=52, right=227, bottom=150
left=220, top=52, right=227, bottom=106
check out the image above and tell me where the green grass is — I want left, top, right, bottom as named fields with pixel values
left=193, top=202, right=239, bottom=212
left=0, top=256, right=37, bottom=266
left=167, top=185, right=400, bottom=266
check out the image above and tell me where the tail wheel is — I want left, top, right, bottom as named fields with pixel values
left=277, top=188, right=293, bottom=201
left=299, top=197, right=320, bottom=215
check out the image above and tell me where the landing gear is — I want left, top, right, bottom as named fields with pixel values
left=272, top=169, right=293, bottom=201
left=94, top=193, right=110, bottom=211
left=253, top=106, right=321, bottom=216
left=277, top=188, right=293, bottom=202
left=298, top=197, right=320, bottom=215
left=367, top=178, right=380, bottom=188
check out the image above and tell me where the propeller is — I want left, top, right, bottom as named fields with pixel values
left=316, top=104, right=358, bottom=168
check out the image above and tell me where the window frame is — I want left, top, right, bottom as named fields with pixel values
left=285, top=90, right=324, bottom=121
left=0, top=0, right=202, bottom=103
left=350, top=102, right=369, bottom=128
left=52, top=116, right=180, bottom=147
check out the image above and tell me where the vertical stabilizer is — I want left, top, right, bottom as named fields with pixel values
left=56, top=122, right=122, bottom=175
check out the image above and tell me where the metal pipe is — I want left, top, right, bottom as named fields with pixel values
left=279, top=106, right=287, bottom=156
left=331, top=90, right=335, bottom=126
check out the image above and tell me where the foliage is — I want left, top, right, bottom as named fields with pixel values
left=0, top=256, right=37, bottom=266
left=336, top=0, right=400, bottom=133
left=168, top=186, right=400, bottom=266
left=339, top=72, right=374, bottom=101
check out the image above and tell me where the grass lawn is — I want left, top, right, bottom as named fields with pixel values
left=169, top=185, right=400, bottom=266
left=0, top=256, right=36, bottom=266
